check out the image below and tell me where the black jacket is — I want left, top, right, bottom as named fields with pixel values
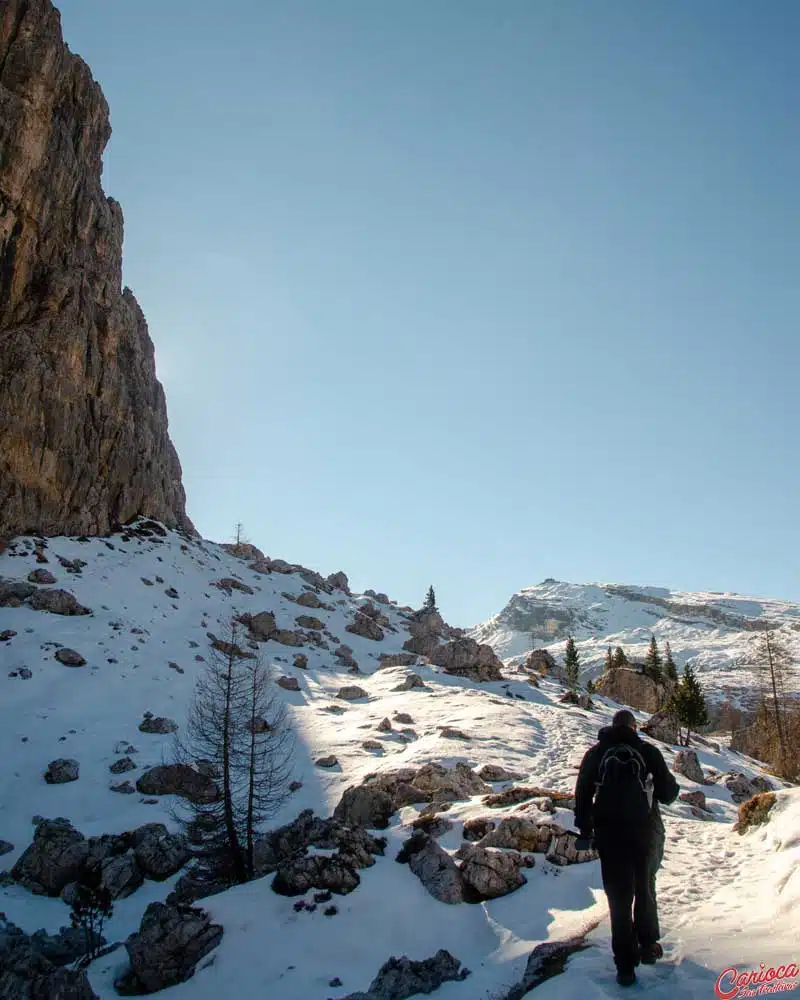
left=574, top=724, right=679, bottom=839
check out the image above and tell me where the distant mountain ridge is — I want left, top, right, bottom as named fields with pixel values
left=469, top=579, right=800, bottom=707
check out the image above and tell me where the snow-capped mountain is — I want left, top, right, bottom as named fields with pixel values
left=470, top=579, right=800, bottom=706
left=1, top=526, right=799, bottom=1000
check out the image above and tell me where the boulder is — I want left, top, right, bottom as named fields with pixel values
left=110, top=757, right=137, bottom=774
left=28, top=569, right=57, bottom=584
left=273, top=629, right=305, bottom=647
left=0, top=840, right=14, bottom=856
left=477, top=764, right=525, bottom=783
left=0, top=920, right=99, bottom=999
left=559, top=690, right=594, bottom=710
left=247, top=611, right=277, bottom=640
left=334, top=786, right=396, bottom=830
left=296, top=614, right=324, bottom=630
left=54, top=648, right=86, bottom=667
left=398, top=832, right=465, bottom=904
left=326, top=571, right=351, bottom=594
left=483, top=785, right=575, bottom=809
left=679, top=790, right=709, bottom=811
left=110, top=780, right=136, bottom=795
left=11, top=819, right=89, bottom=896
left=118, top=903, right=223, bottom=995
left=510, top=935, right=591, bottom=997
left=133, top=824, right=190, bottom=880
left=316, top=755, right=339, bottom=769
left=393, top=713, right=415, bottom=725
left=277, top=676, right=300, bottom=692
left=138, top=713, right=179, bottom=734
left=44, top=759, right=80, bottom=784
left=335, top=644, right=359, bottom=670
left=379, top=652, right=418, bottom=669
left=341, top=950, right=469, bottom=1000
left=101, top=851, right=143, bottom=899
left=479, top=817, right=551, bottom=853
left=462, top=818, right=496, bottom=842
left=641, top=708, right=680, bottom=745
left=459, top=845, right=527, bottom=900
left=338, top=685, right=369, bottom=701
left=27, top=589, right=92, bottom=616
left=524, top=649, right=557, bottom=675
left=428, top=637, right=504, bottom=682
left=346, top=605, right=385, bottom=642
left=135, top=765, right=219, bottom=804
left=212, top=578, right=254, bottom=595
left=594, top=667, right=671, bottom=714
left=293, top=653, right=308, bottom=669
left=296, top=590, right=326, bottom=609
left=722, top=772, right=761, bottom=804
left=272, top=856, right=360, bottom=896
left=672, top=750, right=705, bottom=783
left=392, top=673, right=426, bottom=692
left=546, top=831, right=598, bottom=866
left=0, top=579, right=36, bottom=605
left=412, top=763, right=490, bottom=801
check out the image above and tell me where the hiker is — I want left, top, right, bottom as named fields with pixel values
left=574, top=708, right=679, bottom=987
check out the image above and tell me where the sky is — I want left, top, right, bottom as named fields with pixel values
left=56, top=0, right=799, bottom=627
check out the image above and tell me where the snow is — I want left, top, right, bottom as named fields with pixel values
left=0, top=527, right=798, bottom=999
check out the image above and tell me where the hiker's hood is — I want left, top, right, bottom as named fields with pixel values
left=598, top=724, right=642, bottom=747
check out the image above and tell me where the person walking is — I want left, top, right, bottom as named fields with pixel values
left=574, top=708, right=679, bottom=986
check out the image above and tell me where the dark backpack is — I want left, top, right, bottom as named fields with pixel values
left=593, top=743, right=652, bottom=829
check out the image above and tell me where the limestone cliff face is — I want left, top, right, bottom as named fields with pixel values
left=0, top=0, right=191, bottom=538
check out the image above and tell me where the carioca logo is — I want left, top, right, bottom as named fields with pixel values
left=715, top=963, right=800, bottom=999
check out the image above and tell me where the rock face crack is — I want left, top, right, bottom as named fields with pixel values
left=0, top=0, right=192, bottom=538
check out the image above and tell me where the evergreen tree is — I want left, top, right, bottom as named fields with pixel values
left=564, top=636, right=580, bottom=690
left=664, top=641, right=678, bottom=682
left=423, top=586, right=438, bottom=614
left=604, top=646, right=614, bottom=675
left=644, top=635, right=663, bottom=682
left=672, top=663, right=710, bottom=746
left=586, top=678, right=596, bottom=695
left=611, top=646, right=628, bottom=670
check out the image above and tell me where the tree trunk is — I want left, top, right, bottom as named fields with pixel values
left=245, top=666, right=258, bottom=880
left=766, top=633, right=788, bottom=777
left=222, top=641, right=246, bottom=883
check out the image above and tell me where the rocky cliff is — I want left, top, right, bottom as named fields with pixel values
left=0, top=0, right=190, bottom=538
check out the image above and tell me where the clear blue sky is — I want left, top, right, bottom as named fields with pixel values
left=57, top=0, right=798, bottom=626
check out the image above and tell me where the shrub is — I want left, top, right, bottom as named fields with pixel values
left=733, top=792, right=777, bottom=835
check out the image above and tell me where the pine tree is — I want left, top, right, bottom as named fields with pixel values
left=564, top=636, right=580, bottom=691
left=611, top=646, right=628, bottom=670
left=672, top=663, right=709, bottom=746
left=644, top=635, right=663, bottom=682
left=664, top=641, right=678, bottom=682
left=604, top=646, right=614, bottom=675
left=423, top=586, right=438, bottom=614
left=586, top=678, right=596, bottom=695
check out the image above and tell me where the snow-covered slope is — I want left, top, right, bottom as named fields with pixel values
left=470, top=579, right=800, bottom=706
left=1, top=531, right=797, bottom=1000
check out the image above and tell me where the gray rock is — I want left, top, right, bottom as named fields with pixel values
left=402, top=611, right=445, bottom=658
left=722, top=772, right=761, bottom=804
left=428, top=637, right=504, bottom=682
left=459, top=845, right=527, bottom=900
left=679, top=790, right=709, bottom=811
left=11, top=819, right=89, bottom=895
left=326, top=571, right=350, bottom=594
left=377, top=717, right=393, bottom=733
left=341, top=949, right=468, bottom=1000
left=248, top=611, right=277, bottom=640
left=673, top=750, right=705, bottom=783
left=138, top=713, right=179, bottom=734
left=546, top=831, right=598, bottom=866
left=272, top=856, right=360, bottom=896
left=110, top=780, right=136, bottom=795
left=54, top=648, right=86, bottom=667
left=44, top=759, right=80, bottom=784
left=27, top=589, right=92, bottom=616
left=0, top=840, right=14, bottom=856
left=479, top=817, right=551, bottom=853
left=641, top=708, right=680, bottom=745
left=110, top=756, right=137, bottom=774
left=293, top=653, right=308, bottom=669
left=118, top=903, right=223, bottom=994
left=0, top=579, right=36, bottom=605
left=133, top=824, right=190, bottom=880
left=277, top=675, right=301, bottom=691
left=296, top=590, right=327, bottom=609
left=101, top=851, right=143, bottom=899
left=393, top=713, right=415, bottom=725
left=136, top=765, right=219, bottom=804
left=507, top=935, right=590, bottom=998
left=338, top=685, right=369, bottom=701
left=316, top=755, right=339, bottom=769
left=27, top=569, right=57, bottom=585
left=346, top=608, right=385, bottom=642
left=379, top=652, right=418, bottom=669
left=0, top=919, right=99, bottom=999
left=412, top=762, right=490, bottom=801
left=334, top=786, right=396, bottom=830
left=392, top=673, right=426, bottom=692
left=398, top=833, right=464, bottom=904
left=477, top=764, right=525, bottom=783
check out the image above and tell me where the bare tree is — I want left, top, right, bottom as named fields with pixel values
left=174, top=619, right=293, bottom=889
left=752, top=630, right=793, bottom=777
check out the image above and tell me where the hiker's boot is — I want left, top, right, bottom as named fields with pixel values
left=640, top=942, right=664, bottom=965
left=616, top=969, right=637, bottom=987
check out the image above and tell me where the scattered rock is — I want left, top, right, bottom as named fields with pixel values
left=168, top=661, right=184, bottom=674
left=462, top=817, right=496, bottom=842
left=326, top=571, right=350, bottom=594
left=316, top=756, right=339, bottom=769
left=135, top=765, right=219, bottom=804
left=546, top=830, right=598, bottom=866
left=362, top=741, right=384, bottom=753
left=672, top=750, right=705, bottom=783
left=246, top=611, right=277, bottom=640
left=117, top=903, right=223, bottom=995
left=277, top=676, right=301, bottom=692
left=0, top=918, right=99, bottom=999
left=397, top=832, right=465, bottom=904
left=595, top=666, right=672, bottom=714
left=338, top=685, right=369, bottom=701
left=484, top=785, right=574, bottom=810
left=44, top=759, right=80, bottom=784
left=11, top=819, right=89, bottom=895
left=439, top=726, right=470, bottom=740
left=722, top=772, right=764, bottom=804
left=54, top=648, right=86, bottom=667
left=346, top=607, right=385, bottom=642
left=477, top=764, right=525, bottom=782
left=335, top=644, right=359, bottom=670
left=478, top=817, right=553, bottom=853
left=505, top=935, right=592, bottom=999
left=273, top=629, right=305, bottom=647
left=293, top=654, right=308, bottom=669
left=377, top=718, right=393, bottom=733
left=0, top=629, right=17, bottom=641
left=429, top=637, right=505, bottom=682
left=27, top=589, right=92, bottom=616
left=110, top=781, right=136, bottom=795
left=27, top=569, right=57, bottom=584
left=333, top=786, right=396, bottom=829
left=101, top=851, right=144, bottom=899
left=272, top=856, right=360, bottom=896
left=0, top=840, right=14, bottom=856
left=393, top=713, right=415, bottom=725
left=212, top=578, right=254, bottom=595
left=296, top=614, right=324, bottom=630
left=413, top=763, right=490, bottom=801
left=133, top=824, right=191, bottom=880
left=341, top=950, right=469, bottom=1000
left=410, top=814, right=453, bottom=839
left=641, top=708, right=680, bottom=745
left=679, top=790, right=709, bottom=811
left=392, top=673, right=426, bottom=692
left=459, top=845, right=527, bottom=900
left=110, top=757, right=137, bottom=774
left=402, top=611, right=445, bottom=658
left=138, top=713, right=179, bottom=734
left=379, top=652, right=418, bottom=669
left=523, top=649, right=558, bottom=675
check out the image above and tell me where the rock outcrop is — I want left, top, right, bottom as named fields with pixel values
left=428, top=637, right=504, bottom=682
left=594, top=667, right=671, bottom=714
left=0, top=0, right=190, bottom=539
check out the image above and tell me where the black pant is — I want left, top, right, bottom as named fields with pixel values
left=597, top=831, right=664, bottom=972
